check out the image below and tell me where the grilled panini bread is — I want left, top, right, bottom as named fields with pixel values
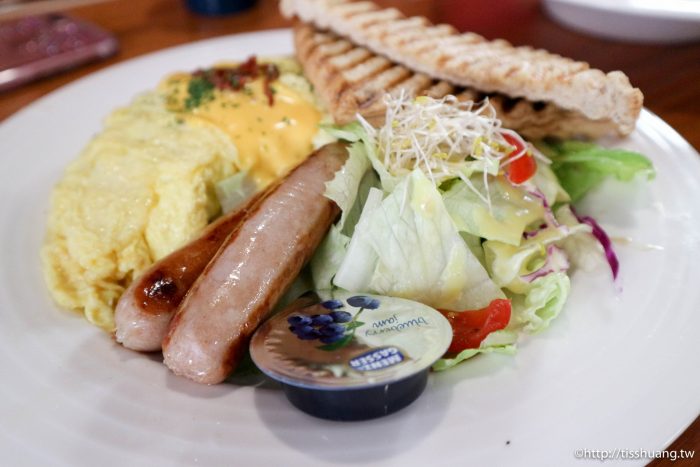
left=294, top=23, right=619, bottom=139
left=282, top=0, right=644, bottom=139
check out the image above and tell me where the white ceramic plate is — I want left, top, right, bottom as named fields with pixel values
left=544, top=0, right=700, bottom=43
left=1, top=29, right=699, bottom=467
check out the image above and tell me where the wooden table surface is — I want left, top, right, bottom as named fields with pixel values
left=1, top=0, right=698, bottom=464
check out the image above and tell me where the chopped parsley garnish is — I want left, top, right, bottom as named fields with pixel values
left=184, top=76, right=215, bottom=110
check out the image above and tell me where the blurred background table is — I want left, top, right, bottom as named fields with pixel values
left=1, top=0, right=698, bottom=463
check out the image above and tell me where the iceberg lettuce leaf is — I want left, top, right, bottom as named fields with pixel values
left=323, top=141, right=375, bottom=233
left=319, top=121, right=365, bottom=143
left=215, top=171, right=257, bottom=214
left=433, top=342, right=516, bottom=371
left=442, top=175, right=545, bottom=245
left=555, top=204, right=607, bottom=272
left=483, top=222, right=587, bottom=294
left=322, top=121, right=397, bottom=192
left=332, top=188, right=383, bottom=293
left=334, top=170, right=504, bottom=311
left=434, top=272, right=570, bottom=370
left=529, top=162, right=570, bottom=206
left=310, top=225, right=350, bottom=291
left=510, top=272, right=570, bottom=333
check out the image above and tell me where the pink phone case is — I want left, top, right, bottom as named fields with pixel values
left=0, top=14, right=118, bottom=92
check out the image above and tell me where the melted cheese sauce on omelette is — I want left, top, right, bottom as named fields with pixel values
left=161, top=74, right=321, bottom=187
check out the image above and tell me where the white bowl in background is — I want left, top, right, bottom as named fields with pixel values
left=543, top=0, right=700, bottom=43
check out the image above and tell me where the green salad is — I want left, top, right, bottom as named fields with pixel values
left=306, top=93, right=655, bottom=370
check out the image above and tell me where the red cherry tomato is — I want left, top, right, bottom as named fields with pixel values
left=439, top=299, right=512, bottom=353
left=503, top=133, right=537, bottom=184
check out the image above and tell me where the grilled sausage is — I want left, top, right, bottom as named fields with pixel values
left=162, top=143, right=348, bottom=384
left=114, top=190, right=266, bottom=352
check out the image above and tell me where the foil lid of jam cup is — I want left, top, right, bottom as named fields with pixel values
left=249, top=292, right=452, bottom=420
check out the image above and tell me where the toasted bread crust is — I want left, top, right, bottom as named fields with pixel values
left=294, top=23, right=618, bottom=139
left=283, top=0, right=643, bottom=136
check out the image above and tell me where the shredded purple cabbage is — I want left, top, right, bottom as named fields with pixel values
left=571, top=207, right=619, bottom=280
left=523, top=223, right=547, bottom=239
left=527, top=189, right=560, bottom=227
left=522, top=244, right=570, bottom=282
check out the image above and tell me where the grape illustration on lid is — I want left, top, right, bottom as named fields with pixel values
left=250, top=292, right=452, bottom=421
